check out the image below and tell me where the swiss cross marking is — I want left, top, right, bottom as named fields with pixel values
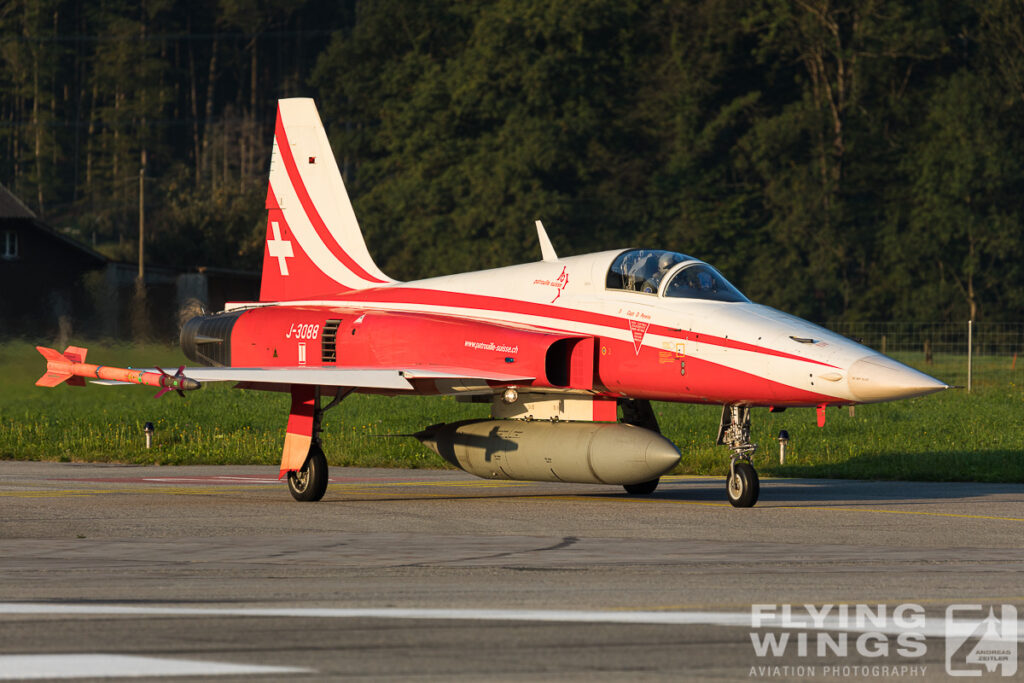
left=267, top=221, right=294, bottom=276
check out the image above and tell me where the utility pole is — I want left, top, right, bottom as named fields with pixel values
left=967, top=319, right=973, bottom=393
left=132, top=148, right=148, bottom=341
left=138, top=148, right=146, bottom=285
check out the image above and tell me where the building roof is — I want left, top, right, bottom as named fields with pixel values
left=0, top=183, right=36, bottom=219
left=30, top=218, right=109, bottom=264
left=0, top=183, right=107, bottom=264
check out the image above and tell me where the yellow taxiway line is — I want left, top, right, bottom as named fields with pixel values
left=3, top=477, right=1022, bottom=524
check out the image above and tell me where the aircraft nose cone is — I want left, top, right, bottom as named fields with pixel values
left=847, top=355, right=949, bottom=402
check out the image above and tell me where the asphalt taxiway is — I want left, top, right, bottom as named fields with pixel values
left=0, top=462, right=1022, bottom=680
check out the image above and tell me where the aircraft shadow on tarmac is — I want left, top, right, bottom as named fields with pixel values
left=317, top=474, right=1023, bottom=507
left=644, top=476, right=1023, bottom=505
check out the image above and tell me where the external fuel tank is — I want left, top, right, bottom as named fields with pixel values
left=415, top=419, right=681, bottom=486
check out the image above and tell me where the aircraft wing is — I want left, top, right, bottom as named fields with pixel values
left=165, top=367, right=416, bottom=389
left=92, top=365, right=533, bottom=391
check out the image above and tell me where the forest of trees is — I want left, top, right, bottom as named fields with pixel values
left=2, top=0, right=1023, bottom=323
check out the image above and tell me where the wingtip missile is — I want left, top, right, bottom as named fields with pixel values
left=35, top=346, right=201, bottom=396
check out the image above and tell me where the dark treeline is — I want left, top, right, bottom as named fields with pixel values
left=0, top=0, right=349, bottom=271
left=2, top=1, right=1023, bottom=323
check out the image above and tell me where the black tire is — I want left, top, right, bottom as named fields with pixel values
left=288, top=444, right=329, bottom=502
left=726, top=461, right=759, bottom=508
left=623, top=478, right=660, bottom=495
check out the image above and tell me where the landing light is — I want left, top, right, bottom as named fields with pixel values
left=502, top=388, right=519, bottom=404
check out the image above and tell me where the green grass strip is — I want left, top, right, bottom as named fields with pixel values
left=2, top=340, right=1022, bottom=482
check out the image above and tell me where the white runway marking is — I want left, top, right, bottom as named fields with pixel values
left=0, top=654, right=307, bottom=680
left=0, top=602, right=749, bottom=625
left=1, top=603, right=1022, bottom=640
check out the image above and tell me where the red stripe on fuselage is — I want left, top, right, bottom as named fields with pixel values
left=596, top=335, right=838, bottom=405
left=290, top=282, right=839, bottom=368
left=274, top=109, right=387, bottom=285
left=320, top=285, right=840, bottom=370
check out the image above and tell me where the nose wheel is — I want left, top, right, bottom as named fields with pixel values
left=719, top=405, right=760, bottom=507
left=726, top=460, right=759, bottom=508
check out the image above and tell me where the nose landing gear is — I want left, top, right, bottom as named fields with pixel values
left=717, top=405, right=760, bottom=508
left=726, top=461, right=759, bottom=507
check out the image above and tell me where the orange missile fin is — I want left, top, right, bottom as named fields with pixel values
left=36, top=370, right=71, bottom=387
left=153, top=366, right=171, bottom=399
left=35, top=346, right=72, bottom=387
left=62, top=347, right=88, bottom=385
left=63, top=346, right=88, bottom=363
left=36, top=346, right=67, bottom=364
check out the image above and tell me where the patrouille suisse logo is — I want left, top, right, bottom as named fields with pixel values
left=533, top=266, right=570, bottom=303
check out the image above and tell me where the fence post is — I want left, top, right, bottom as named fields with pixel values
left=967, top=320, right=973, bottom=393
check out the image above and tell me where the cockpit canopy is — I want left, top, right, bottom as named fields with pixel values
left=606, top=249, right=749, bottom=303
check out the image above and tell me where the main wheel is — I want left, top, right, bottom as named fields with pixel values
left=726, top=461, right=759, bottom=508
left=288, top=444, right=329, bottom=502
left=623, top=478, right=660, bottom=495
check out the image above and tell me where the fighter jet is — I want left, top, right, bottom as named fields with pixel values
left=37, top=98, right=948, bottom=506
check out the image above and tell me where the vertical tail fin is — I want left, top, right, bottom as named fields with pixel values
left=260, top=98, right=394, bottom=302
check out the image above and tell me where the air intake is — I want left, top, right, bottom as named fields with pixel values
left=321, top=319, right=342, bottom=363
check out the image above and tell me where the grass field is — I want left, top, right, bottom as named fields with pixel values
left=1, top=339, right=1022, bottom=482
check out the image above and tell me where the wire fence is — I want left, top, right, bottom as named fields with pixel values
left=821, top=322, right=1024, bottom=390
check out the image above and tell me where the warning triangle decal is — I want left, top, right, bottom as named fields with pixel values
left=628, top=320, right=650, bottom=355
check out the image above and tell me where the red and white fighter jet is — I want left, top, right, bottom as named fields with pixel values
left=38, top=98, right=949, bottom=506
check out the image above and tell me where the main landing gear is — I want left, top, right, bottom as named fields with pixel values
left=288, top=443, right=329, bottom=502
left=718, top=405, right=760, bottom=508
left=287, top=387, right=352, bottom=502
left=623, top=478, right=661, bottom=495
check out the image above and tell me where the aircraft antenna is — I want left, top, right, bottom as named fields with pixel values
left=535, top=220, right=558, bottom=262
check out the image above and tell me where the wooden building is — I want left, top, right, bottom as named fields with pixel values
left=0, top=184, right=259, bottom=341
left=0, top=183, right=108, bottom=339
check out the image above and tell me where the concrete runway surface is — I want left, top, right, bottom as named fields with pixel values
left=0, top=461, right=1022, bottom=681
